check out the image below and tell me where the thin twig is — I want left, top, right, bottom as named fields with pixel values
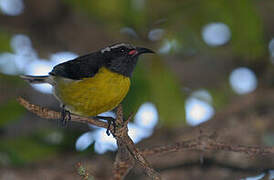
left=141, top=135, right=274, bottom=157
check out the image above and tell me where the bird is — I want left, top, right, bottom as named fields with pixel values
left=20, top=43, right=154, bottom=134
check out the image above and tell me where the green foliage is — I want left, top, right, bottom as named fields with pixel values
left=0, top=99, right=25, bottom=127
left=203, top=0, right=266, bottom=59
left=123, top=57, right=186, bottom=126
left=34, top=128, right=86, bottom=152
left=64, top=0, right=265, bottom=60
left=0, top=74, right=21, bottom=83
left=263, top=133, right=274, bottom=146
left=0, top=31, right=11, bottom=52
left=209, top=83, right=234, bottom=111
left=0, top=136, right=59, bottom=165
left=64, top=0, right=122, bottom=21
left=148, top=57, right=186, bottom=126
left=150, top=0, right=265, bottom=59
left=0, top=128, right=86, bottom=166
left=63, top=0, right=147, bottom=29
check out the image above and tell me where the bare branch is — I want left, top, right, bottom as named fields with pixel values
left=112, top=139, right=134, bottom=180
left=17, top=97, right=109, bottom=129
left=113, top=105, right=161, bottom=179
left=141, top=134, right=274, bottom=157
left=18, top=97, right=161, bottom=180
left=17, top=97, right=274, bottom=180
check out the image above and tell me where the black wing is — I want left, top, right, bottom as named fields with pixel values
left=49, top=52, right=107, bottom=80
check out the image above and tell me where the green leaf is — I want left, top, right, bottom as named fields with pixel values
left=0, top=136, right=59, bottom=165
left=0, top=99, right=25, bottom=127
left=0, top=31, right=11, bottom=52
left=209, top=83, right=234, bottom=111
left=153, top=0, right=266, bottom=60
left=123, top=57, right=186, bottom=127
left=148, top=57, right=186, bottom=126
left=63, top=0, right=147, bottom=28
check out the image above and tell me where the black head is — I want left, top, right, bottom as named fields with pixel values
left=101, top=43, right=154, bottom=77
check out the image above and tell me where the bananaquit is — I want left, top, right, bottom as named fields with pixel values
left=21, top=43, right=154, bottom=129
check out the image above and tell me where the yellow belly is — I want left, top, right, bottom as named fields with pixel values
left=53, top=67, right=130, bottom=116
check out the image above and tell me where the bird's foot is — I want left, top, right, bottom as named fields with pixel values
left=61, top=106, right=71, bottom=127
left=95, top=116, right=116, bottom=136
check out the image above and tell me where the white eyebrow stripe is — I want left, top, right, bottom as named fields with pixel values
left=100, top=43, right=135, bottom=54
left=110, top=43, right=129, bottom=49
left=101, top=47, right=111, bottom=53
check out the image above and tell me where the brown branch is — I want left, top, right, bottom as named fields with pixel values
left=17, top=97, right=109, bottom=129
left=17, top=97, right=274, bottom=180
left=141, top=134, right=274, bottom=157
left=113, top=105, right=161, bottom=180
left=112, top=139, right=134, bottom=180
left=18, top=97, right=161, bottom=180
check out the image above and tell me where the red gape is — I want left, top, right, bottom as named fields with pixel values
left=128, top=50, right=137, bottom=55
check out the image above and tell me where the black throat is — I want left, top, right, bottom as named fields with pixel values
left=105, top=56, right=138, bottom=77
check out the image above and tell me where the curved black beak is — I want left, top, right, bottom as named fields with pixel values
left=136, top=47, right=155, bottom=55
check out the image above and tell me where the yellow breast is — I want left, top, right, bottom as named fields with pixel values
left=53, top=67, right=130, bottom=116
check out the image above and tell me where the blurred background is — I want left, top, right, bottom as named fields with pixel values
left=0, top=0, right=274, bottom=179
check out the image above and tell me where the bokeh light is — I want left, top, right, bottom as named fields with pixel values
left=269, top=38, right=274, bottom=63
left=135, top=102, right=158, bottom=129
left=269, top=39, right=274, bottom=56
left=25, top=60, right=53, bottom=94
left=26, top=60, right=53, bottom=76
left=0, top=152, right=10, bottom=166
left=0, top=0, right=24, bottom=16
left=92, top=128, right=117, bottom=154
left=75, top=132, right=95, bottom=152
left=120, top=27, right=138, bottom=39
left=0, top=53, right=18, bottom=75
left=44, top=131, right=63, bottom=145
left=158, top=39, right=179, bottom=54
left=50, top=52, right=78, bottom=65
left=0, top=34, right=37, bottom=75
left=128, top=122, right=152, bottom=143
left=191, top=89, right=213, bottom=104
left=185, top=90, right=215, bottom=126
left=131, top=0, right=145, bottom=10
left=202, top=22, right=231, bottom=46
left=0, top=34, right=78, bottom=94
left=148, top=28, right=165, bottom=41
left=10, top=34, right=37, bottom=72
left=229, top=67, right=257, bottom=95
left=242, top=173, right=265, bottom=180
left=269, top=170, right=274, bottom=179
left=10, top=34, right=33, bottom=55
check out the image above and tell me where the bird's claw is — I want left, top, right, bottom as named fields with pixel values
left=61, top=106, right=71, bottom=127
left=96, top=116, right=116, bottom=136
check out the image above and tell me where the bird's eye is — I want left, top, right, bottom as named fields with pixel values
left=120, top=48, right=125, bottom=53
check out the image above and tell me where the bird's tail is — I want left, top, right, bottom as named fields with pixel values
left=20, top=75, right=49, bottom=84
